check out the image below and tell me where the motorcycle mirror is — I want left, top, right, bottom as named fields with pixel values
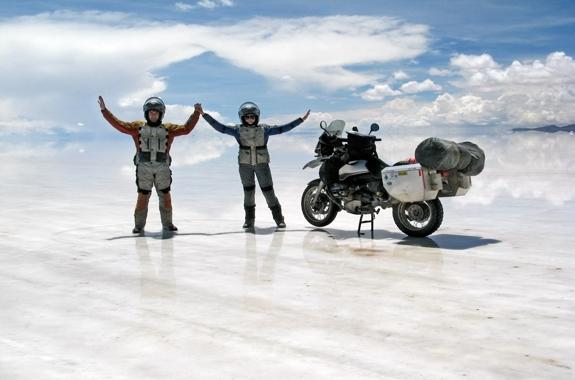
left=320, top=120, right=327, bottom=131
left=352, top=126, right=358, bottom=132
left=370, top=123, right=380, bottom=132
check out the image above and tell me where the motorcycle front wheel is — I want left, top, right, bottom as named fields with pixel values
left=392, top=199, right=444, bottom=237
left=301, top=182, right=339, bottom=227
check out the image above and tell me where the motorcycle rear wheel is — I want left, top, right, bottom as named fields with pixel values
left=301, top=182, right=339, bottom=227
left=392, top=199, right=443, bottom=237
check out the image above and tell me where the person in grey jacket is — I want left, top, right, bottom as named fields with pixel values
left=197, top=102, right=310, bottom=229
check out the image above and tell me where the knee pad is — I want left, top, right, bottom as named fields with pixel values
left=159, top=186, right=171, bottom=194
left=138, top=188, right=152, bottom=195
left=243, top=185, right=256, bottom=191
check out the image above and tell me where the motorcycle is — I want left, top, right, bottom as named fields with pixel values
left=301, top=120, right=472, bottom=238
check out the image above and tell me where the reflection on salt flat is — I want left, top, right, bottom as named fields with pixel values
left=1, top=135, right=574, bottom=379
left=136, top=236, right=176, bottom=299
left=243, top=230, right=285, bottom=285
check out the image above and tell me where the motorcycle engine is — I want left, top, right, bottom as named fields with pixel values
left=341, top=181, right=382, bottom=214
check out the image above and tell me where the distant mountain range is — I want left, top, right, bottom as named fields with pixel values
left=512, top=124, right=575, bottom=133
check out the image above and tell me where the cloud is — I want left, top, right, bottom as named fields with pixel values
left=450, top=133, right=575, bottom=206
left=361, top=84, right=401, bottom=101
left=393, top=70, right=409, bottom=80
left=198, top=0, right=234, bottom=9
left=400, top=79, right=442, bottom=94
left=361, top=78, right=441, bottom=105
left=174, top=2, right=195, bottom=11
left=428, top=67, right=451, bottom=76
left=0, top=12, right=429, bottom=134
left=351, top=52, right=575, bottom=128
left=174, top=0, right=234, bottom=11
left=0, top=12, right=208, bottom=133
left=204, top=16, right=428, bottom=90
left=450, top=53, right=499, bottom=72
left=450, top=51, right=575, bottom=90
left=160, top=106, right=238, bottom=166
left=447, top=51, right=575, bottom=124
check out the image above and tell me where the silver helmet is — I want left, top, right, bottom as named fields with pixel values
left=238, top=101, right=260, bottom=122
left=143, top=97, right=166, bottom=114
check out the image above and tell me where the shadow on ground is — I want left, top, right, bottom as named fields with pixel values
left=307, top=228, right=501, bottom=250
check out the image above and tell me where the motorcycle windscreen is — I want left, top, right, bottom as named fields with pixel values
left=326, top=120, right=345, bottom=137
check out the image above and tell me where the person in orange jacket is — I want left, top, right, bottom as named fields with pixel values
left=98, top=96, right=201, bottom=233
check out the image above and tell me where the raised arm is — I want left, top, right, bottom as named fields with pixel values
left=197, top=104, right=239, bottom=137
left=165, top=103, right=202, bottom=136
left=98, top=96, right=140, bottom=135
left=266, top=109, right=310, bottom=136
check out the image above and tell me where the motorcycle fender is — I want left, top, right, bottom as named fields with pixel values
left=303, top=158, right=325, bottom=169
left=307, top=178, right=322, bottom=186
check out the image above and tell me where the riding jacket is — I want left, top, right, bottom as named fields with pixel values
left=203, top=114, right=303, bottom=165
left=101, top=108, right=201, bottom=162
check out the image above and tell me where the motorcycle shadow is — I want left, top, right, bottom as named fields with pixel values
left=416, top=234, right=501, bottom=250
left=306, top=227, right=500, bottom=250
left=305, top=226, right=406, bottom=241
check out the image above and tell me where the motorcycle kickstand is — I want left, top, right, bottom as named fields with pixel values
left=357, top=212, right=376, bottom=239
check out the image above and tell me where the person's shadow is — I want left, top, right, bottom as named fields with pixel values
left=107, top=226, right=309, bottom=241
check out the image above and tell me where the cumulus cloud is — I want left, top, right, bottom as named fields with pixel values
left=446, top=51, right=575, bottom=124
left=450, top=53, right=499, bottom=73
left=361, top=78, right=441, bottom=104
left=450, top=51, right=575, bottom=91
left=400, top=79, right=442, bottom=94
left=354, top=51, right=575, bottom=128
left=361, top=84, right=401, bottom=101
left=393, top=70, right=409, bottom=80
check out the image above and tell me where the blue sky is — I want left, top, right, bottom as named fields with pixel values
left=1, top=0, right=574, bottom=147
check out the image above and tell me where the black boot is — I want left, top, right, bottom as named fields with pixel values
left=270, top=205, right=286, bottom=228
left=163, top=224, right=178, bottom=232
left=243, top=206, right=255, bottom=229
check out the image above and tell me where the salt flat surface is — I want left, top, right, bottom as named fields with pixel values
left=0, top=143, right=574, bottom=379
